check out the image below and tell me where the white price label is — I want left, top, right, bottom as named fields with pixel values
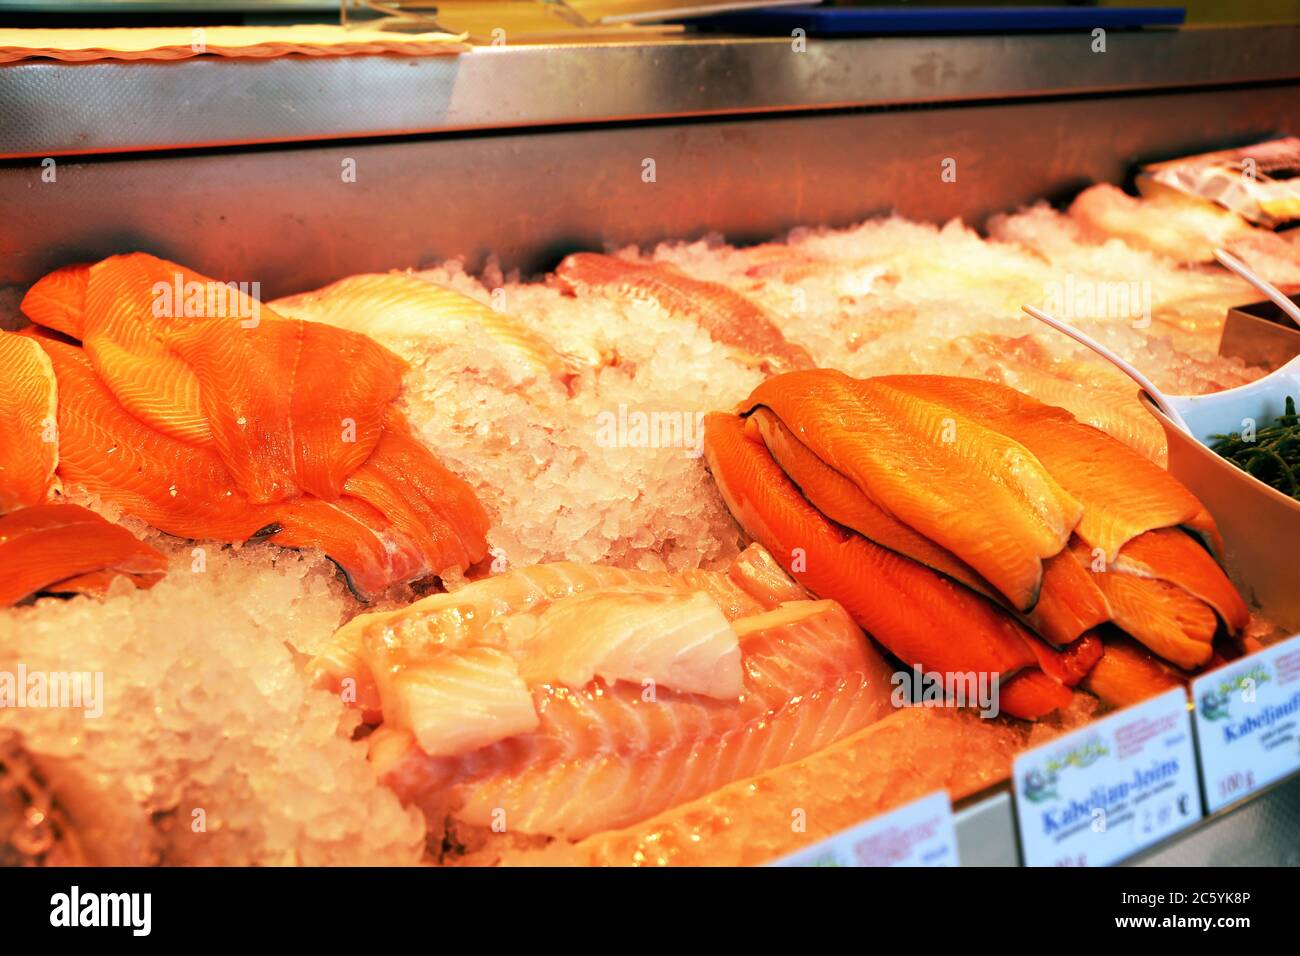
left=1013, top=687, right=1201, bottom=867
left=1192, top=632, right=1300, bottom=814
left=772, top=790, right=959, bottom=867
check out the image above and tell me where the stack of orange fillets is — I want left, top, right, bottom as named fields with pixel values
left=703, top=369, right=1250, bottom=720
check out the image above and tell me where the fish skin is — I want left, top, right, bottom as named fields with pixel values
left=270, top=272, right=573, bottom=380
left=874, top=375, right=1214, bottom=563
left=377, top=597, right=896, bottom=840
left=555, top=252, right=815, bottom=372
left=0, top=330, right=59, bottom=511
left=1114, top=528, right=1249, bottom=634
left=0, top=503, right=166, bottom=607
left=19, top=262, right=90, bottom=341
left=741, top=370, right=1082, bottom=612
left=702, top=411, right=1047, bottom=693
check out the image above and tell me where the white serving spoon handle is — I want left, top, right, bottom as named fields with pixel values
left=1214, top=247, right=1300, bottom=328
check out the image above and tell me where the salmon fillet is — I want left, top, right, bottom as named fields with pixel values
left=555, top=252, right=814, bottom=373
left=741, top=370, right=1082, bottom=611
left=0, top=330, right=59, bottom=511
left=271, top=272, right=572, bottom=380
left=0, top=503, right=166, bottom=607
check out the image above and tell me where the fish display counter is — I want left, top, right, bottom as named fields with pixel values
left=1, top=20, right=1299, bottom=873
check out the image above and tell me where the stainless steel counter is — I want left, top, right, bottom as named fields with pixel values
left=2, top=25, right=1299, bottom=158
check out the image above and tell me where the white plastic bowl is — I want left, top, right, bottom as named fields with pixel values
left=1140, top=367, right=1300, bottom=630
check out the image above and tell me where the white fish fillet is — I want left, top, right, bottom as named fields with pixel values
left=512, top=587, right=743, bottom=700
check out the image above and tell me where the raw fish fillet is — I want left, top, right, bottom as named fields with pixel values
left=511, top=588, right=744, bottom=699
left=997, top=668, right=1074, bottom=720
left=555, top=252, right=815, bottom=372
left=726, top=541, right=810, bottom=606
left=316, top=562, right=769, bottom=718
left=33, top=253, right=412, bottom=504
left=19, top=262, right=90, bottom=341
left=746, top=408, right=995, bottom=600
left=1084, top=566, right=1217, bottom=670
left=872, top=375, right=1217, bottom=562
left=741, top=370, right=1082, bottom=611
left=750, top=405, right=1106, bottom=646
left=35, top=334, right=476, bottom=598
left=0, top=330, right=59, bottom=511
left=1081, top=634, right=1185, bottom=709
left=79, top=254, right=213, bottom=444
left=0, top=503, right=166, bottom=607
left=169, top=312, right=406, bottom=503
left=369, top=596, right=897, bottom=841
left=385, top=646, right=541, bottom=759
left=962, top=334, right=1167, bottom=465
left=1071, top=183, right=1300, bottom=280
left=1113, top=528, right=1249, bottom=633
left=341, top=407, right=490, bottom=577
left=706, top=371, right=1250, bottom=716
left=19, top=253, right=490, bottom=597
left=36, top=336, right=270, bottom=540
left=270, top=272, right=572, bottom=380
left=532, top=705, right=1058, bottom=867
left=702, top=411, right=1074, bottom=720
left=1025, top=547, right=1112, bottom=647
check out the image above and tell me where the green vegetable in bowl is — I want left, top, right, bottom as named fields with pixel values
left=1210, top=396, right=1300, bottom=500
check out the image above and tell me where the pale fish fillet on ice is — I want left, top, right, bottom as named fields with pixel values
left=314, top=558, right=769, bottom=717
left=525, top=698, right=1098, bottom=867
left=1070, top=183, right=1300, bottom=283
left=554, top=252, right=815, bottom=372
left=317, top=548, right=896, bottom=844
left=270, top=272, right=574, bottom=380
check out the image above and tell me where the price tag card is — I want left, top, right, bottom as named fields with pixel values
left=1013, top=687, right=1201, bottom=867
left=772, top=790, right=959, bottom=867
left=1192, top=633, right=1300, bottom=814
